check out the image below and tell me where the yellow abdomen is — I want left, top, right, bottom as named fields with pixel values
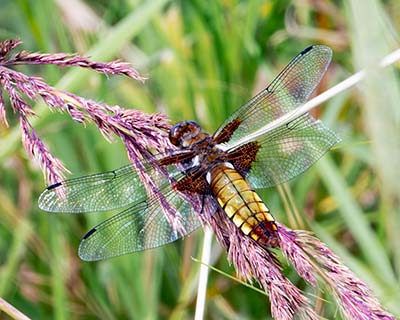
left=209, top=163, right=279, bottom=247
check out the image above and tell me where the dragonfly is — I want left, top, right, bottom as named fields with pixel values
left=38, top=45, right=340, bottom=261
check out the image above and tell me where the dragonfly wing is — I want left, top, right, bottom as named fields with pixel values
left=37, top=152, right=189, bottom=214
left=227, top=113, right=340, bottom=188
left=78, top=188, right=204, bottom=261
left=215, top=45, right=338, bottom=187
left=214, top=45, right=333, bottom=147
left=38, top=164, right=151, bottom=213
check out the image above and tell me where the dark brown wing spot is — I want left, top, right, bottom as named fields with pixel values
left=214, top=118, right=241, bottom=144
left=226, top=142, right=260, bottom=176
left=174, top=168, right=209, bottom=194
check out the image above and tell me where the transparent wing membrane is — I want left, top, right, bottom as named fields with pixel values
left=243, top=114, right=340, bottom=188
left=78, top=189, right=203, bottom=261
left=38, top=165, right=144, bottom=213
left=215, top=45, right=333, bottom=148
left=214, top=45, right=337, bottom=186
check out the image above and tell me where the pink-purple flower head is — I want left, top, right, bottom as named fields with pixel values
left=0, top=39, right=167, bottom=185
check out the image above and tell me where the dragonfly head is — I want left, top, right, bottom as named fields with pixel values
left=169, top=120, right=203, bottom=148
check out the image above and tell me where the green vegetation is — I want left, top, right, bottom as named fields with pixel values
left=0, top=0, right=399, bottom=319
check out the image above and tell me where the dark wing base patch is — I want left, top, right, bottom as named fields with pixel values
left=173, top=168, right=210, bottom=194
left=213, top=118, right=241, bottom=144
left=226, top=142, right=261, bottom=177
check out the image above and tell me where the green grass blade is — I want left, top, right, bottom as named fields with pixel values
left=316, top=155, right=397, bottom=284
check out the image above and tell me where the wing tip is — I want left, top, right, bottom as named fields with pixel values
left=38, top=190, right=52, bottom=211
left=38, top=182, right=64, bottom=211
left=78, top=228, right=99, bottom=262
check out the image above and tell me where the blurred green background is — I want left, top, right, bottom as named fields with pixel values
left=0, top=0, right=399, bottom=319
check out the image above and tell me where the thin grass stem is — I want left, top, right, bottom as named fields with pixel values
left=194, top=227, right=213, bottom=320
left=0, top=297, right=31, bottom=320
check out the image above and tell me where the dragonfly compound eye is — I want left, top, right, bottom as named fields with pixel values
left=169, top=121, right=200, bottom=147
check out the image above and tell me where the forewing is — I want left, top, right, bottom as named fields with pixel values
left=213, top=45, right=332, bottom=147
left=78, top=188, right=204, bottom=261
left=228, top=113, right=340, bottom=189
left=38, top=164, right=148, bottom=213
